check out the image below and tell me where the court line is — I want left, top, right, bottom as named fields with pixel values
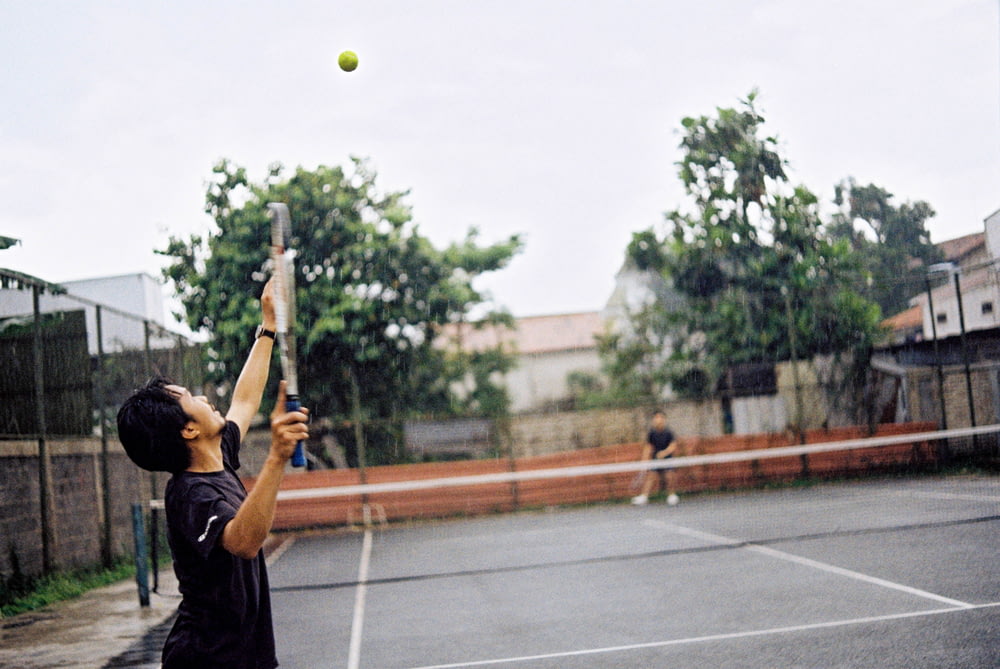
left=746, top=543, right=974, bottom=608
left=903, top=490, right=1000, bottom=503
left=406, top=603, right=1000, bottom=669
left=265, top=536, right=296, bottom=566
left=268, top=515, right=1000, bottom=594
left=347, top=530, right=373, bottom=669
left=647, top=520, right=974, bottom=609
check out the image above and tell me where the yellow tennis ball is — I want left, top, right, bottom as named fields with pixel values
left=338, top=50, right=358, bottom=72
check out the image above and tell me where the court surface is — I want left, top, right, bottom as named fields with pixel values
left=267, top=473, right=1000, bottom=669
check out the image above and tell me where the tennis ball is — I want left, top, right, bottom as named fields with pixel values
left=338, top=50, right=359, bottom=72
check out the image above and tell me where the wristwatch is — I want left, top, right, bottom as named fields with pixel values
left=255, top=325, right=276, bottom=341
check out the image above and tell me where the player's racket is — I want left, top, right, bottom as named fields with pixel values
left=267, top=202, right=306, bottom=467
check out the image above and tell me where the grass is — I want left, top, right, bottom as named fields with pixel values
left=0, top=557, right=137, bottom=619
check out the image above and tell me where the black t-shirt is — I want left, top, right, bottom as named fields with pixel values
left=648, top=427, right=675, bottom=456
left=162, top=421, right=277, bottom=669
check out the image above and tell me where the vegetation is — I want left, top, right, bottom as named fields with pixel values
left=160, top=158, right=523, bottom=466
left=0, top=552, right=134, bottom=618
left=829, top=178, right=941, bottom=317
left=599, top=91, right=936, bottom=423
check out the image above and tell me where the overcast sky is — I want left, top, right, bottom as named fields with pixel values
left=2, top=0, right=998, bottom=321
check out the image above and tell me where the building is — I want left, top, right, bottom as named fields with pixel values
left=0, top=272, right=171, bottom=354
left=442, top=312, right=607, bottom=413
left=908, top=228, right=997, bottom=341
left=879, top=209, right=1000, bottom=432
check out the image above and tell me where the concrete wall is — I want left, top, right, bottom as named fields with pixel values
left=0, top=439, right=155, bottom=579
left=507, top=400, right=724, bottom=458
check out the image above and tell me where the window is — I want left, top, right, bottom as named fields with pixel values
left=982, top=301, right=994, bottom=315
left=936, top=313, right=948, bottom=324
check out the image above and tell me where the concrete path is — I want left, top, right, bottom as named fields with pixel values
left=0, top=571, right=178, bottom=669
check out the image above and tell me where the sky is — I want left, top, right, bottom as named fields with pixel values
left=1, top=0, right=998, bottom=323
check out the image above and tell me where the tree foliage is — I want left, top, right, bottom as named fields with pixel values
left=829, top=178, right=941, bottom=317
left=605, top=92, right=886, bottom=411
left=160, top=158, right=523, bottom=464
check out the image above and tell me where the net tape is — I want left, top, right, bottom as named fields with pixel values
left=148, top=424, right=998, bottom=511
left=265, top=424, right=1000, bottom=502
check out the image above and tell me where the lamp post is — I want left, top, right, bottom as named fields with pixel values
left=927, top=263, right=976, bottom=432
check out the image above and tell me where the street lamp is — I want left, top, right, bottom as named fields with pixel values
left=927, top=263, right=976, bottom=432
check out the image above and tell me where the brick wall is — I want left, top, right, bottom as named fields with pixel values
left=903, top=362, right=1000, bottom=444
left=0, top=439, right=154, bottom=579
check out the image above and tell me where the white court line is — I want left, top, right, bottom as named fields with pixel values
left=644, top=520, right=974, bottom=609
left=265, top=536, right=295, bottom=566
left=745, top=543, right=974, bottom=609
left=347, top=530, right=373, bottom=669
left=902, top=490, right=1000, bottom=503
left=406, top=603, right=1000, bottom=669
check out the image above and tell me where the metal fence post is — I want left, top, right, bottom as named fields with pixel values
left=132, top=502, right=150, bottom=607
left=96, top=305, right=114, bottom=567
left=150, top=502, right=160, bottom=593
left=32, top=285, right=56, bottom=574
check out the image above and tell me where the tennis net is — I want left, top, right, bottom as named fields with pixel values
left=253, top=423, right=1000, bottom=530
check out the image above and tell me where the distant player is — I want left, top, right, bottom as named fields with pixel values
left=631, top=410, right=679, bottom=506
left=117, top=279, right=308, bottom=668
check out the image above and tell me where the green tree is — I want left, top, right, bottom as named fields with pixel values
left=160, top=158, right=523, bottom=465
left=829, top=178, right=941, bottom=317
left=608, top=93, right=884, bottom=419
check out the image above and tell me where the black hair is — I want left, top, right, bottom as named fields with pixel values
left=116, top=376, right=192, bottom=474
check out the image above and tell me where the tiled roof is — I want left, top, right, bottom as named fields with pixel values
left=938, top=232, right=984, bottom=263
left=440, top=312, right=606, bottom=355
left=882, top=304, right=922, bottom=331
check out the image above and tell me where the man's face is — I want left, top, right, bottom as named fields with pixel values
left=652, top=413, right=666, bottom=430
left=166, top=384, right=225, bottom=438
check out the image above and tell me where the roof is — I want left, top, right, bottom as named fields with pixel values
left=440, top=312, right=606, bottom=355
left=0, top=268, right=65, bottom=294
left=882, top=304, right=922, bottom=331
left=938, top=232, right=985, bottom=264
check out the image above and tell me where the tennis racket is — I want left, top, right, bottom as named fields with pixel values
left=267, top=202, right=306, bottom=467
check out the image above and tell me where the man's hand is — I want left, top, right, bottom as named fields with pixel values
left=269, top=380, right=309, bottom=462
left=261, top=277, right=278, bottom=332
left=656, top=443, right=677, bottom=459
left=222, top=379, right=308, bottom=560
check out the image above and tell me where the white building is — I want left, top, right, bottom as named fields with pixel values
left=441, top=312, right=607, bottom=413
left=0, top=272, right=171, bottom=354
left=908, top=213, right=1000, bottom=341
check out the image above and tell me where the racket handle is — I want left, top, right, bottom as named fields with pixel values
left=286, top=396, right=306, bottom=467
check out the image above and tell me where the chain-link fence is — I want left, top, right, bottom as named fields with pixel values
left=0, top=271, right=201, bottom=580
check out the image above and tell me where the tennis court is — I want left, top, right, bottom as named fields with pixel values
left=266, top=471, right=1000, bottom=669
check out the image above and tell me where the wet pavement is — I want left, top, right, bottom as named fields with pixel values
left=0, top=536, right=288, bottom=669
left=0, top=569, right=179, bottom=669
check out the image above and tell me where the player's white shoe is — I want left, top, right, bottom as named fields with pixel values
left=667, top=493, right=679, bottom=506
left=631, top=494, right=648, bottom=506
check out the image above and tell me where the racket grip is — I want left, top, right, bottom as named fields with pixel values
left=286, top=396, right=306, bottom=467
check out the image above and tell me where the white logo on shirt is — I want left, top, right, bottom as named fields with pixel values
left=197, top=515, right=220, bottom=543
